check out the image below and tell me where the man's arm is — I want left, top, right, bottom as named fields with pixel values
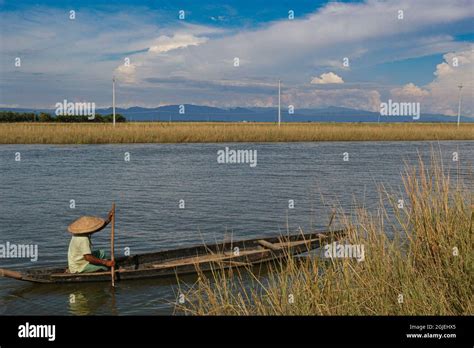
left=84, top=254, right=115, bottom=268
left=81, top=210, right=115, bottom=267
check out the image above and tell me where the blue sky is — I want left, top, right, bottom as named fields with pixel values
left=0, top=0, right=473, bottom=115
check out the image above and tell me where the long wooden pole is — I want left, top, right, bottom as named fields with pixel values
left=111, top=203, right=116, bottom=287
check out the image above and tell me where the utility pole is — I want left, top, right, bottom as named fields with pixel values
left=457, top=84, right=463, bottom=127
left=112, top=76, right=116, bottom=126
left=278, top=79, right=281, bottom=127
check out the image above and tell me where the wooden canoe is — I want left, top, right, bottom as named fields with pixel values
left=0, top=230, right=345, bottom=284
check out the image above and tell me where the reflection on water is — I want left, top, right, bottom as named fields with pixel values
left=69, top=288, right=112, bottom=316
left=0, top=141, right=472, bottom=315
left=3, top=275, right=186, bottom=315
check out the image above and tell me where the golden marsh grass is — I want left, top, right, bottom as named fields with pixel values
left=0, top=122, right=473, bottom=144
left=177, top=154, right=473, bottom=315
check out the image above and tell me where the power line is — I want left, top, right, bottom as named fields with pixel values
left=278, top=79, right=281, bottom=127
left=457, top=83, right=463, bottom=127
left=112, top=76, right=116, bottom=126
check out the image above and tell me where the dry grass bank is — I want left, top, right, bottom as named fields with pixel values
left=177, top=154, right=473, bottom=315
left=0, top=122, right=473, bottom=144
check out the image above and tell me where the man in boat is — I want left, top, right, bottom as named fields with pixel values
left=67, top=212, right=115, bottom=273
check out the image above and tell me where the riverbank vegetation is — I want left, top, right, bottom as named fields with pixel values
left=0, top=111, right=125, bottom=123
left=0, top=122, right=473, bottom=144
left=177, top=154, right=473, bottom=315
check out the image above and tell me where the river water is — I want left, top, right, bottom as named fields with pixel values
left=0, top=141, right=472, bottom=315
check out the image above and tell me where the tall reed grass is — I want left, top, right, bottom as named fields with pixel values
left=0, top=122, right=473, bottom=144
left=176, top=153, right=473, bottom=315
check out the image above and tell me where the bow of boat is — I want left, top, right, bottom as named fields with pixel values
left=0, top=268, right=23, bottom=281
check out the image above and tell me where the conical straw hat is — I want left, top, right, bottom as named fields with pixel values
left=68, top=216, right=106, bottom=234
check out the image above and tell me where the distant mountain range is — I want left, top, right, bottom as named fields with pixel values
left=2, top=105, right=473, bottom=123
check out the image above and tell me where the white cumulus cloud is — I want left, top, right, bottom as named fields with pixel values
left=389, top=49, right=473, bottom=116
left=426, top=49, right=473, bottom=116
left=148, top=34, right=208, bottom=53
left=391, top=83, right=430, bottom=98
left=310, top=72, right=344, bottom=85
